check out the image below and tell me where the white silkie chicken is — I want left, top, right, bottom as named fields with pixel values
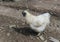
left=22, top=10, right=51, bottom=41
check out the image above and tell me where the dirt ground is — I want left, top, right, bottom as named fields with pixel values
left=0, top=0, right=60, bottom=42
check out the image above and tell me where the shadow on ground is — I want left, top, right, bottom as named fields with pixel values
left=12, top=27, right=38, bottom=36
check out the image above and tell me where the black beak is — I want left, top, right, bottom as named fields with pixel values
left=22, top=11, right=26, bottom=17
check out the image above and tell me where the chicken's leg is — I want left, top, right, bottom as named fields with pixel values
left=37, top=33, right=45, bottom=40
left=37, top=32, right=47, bottom=42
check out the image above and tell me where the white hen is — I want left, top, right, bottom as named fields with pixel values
left=22, top=10, right=51, bottom=41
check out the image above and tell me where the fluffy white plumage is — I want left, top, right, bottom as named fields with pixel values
left=22, top=10, right=51, bottom=41
left=22, top=10, right=51, bottom=33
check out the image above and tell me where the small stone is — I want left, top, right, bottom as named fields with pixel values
left=9, top=25, right=16, bottom=28
left=7, top=33, right=10, bottom=36
left=54, top=6, right=57, bottom=9
left=22, top=23, right=25, bottom=25
left=1, top=30, right=4, bottom=32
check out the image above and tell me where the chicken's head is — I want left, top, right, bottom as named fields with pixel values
left=22, top=10, right=26, bottom=17
left=22, top=10, right=31, bottom=17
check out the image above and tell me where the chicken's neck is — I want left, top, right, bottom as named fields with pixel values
left=25, top=14, right=36, bottom=24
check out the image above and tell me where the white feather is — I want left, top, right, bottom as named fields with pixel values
left=24, top=10, right=51, bottom=33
